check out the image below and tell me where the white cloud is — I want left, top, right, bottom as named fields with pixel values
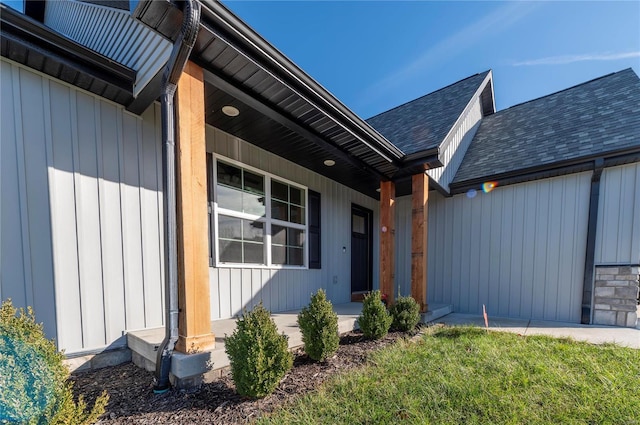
left=513, top=51, right=640, bottom=66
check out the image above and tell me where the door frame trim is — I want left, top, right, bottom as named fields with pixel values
left=351, top=203, right=374, bottom=299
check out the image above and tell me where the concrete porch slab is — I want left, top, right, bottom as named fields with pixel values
left=127, top=301, right=453, bottom=388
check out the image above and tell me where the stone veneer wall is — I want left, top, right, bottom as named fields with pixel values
left=592, top=266, right=639, bottom=327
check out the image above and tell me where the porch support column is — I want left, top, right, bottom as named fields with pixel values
left=175, top=61, right=215, bottom=353
left=380, top=180, right=395, bottom=303
left=411, top=173, right=428, bottom=313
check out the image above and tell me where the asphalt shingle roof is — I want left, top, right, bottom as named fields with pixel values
left=366, top=71, right=490, bottom=155
left=453, top=68, right=640, bottom=184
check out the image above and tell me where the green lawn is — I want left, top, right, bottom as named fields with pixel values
left=259, top=326, right=640, bottom=424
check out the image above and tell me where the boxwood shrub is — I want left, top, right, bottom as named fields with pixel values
left=0, top=299, right=108, bottom=424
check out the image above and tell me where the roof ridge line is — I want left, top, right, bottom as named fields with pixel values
left=366, top=70, right=491, bottom=120
left=498, top=68, right=634, bottom=112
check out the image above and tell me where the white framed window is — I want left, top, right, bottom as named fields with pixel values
left=210, top=155, right=308, bottom=268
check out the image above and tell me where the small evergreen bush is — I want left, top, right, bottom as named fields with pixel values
left=357, top=290, right=392, bottom=340
left=297, top=289, right=339, bottom=362
left=225, top=303, right=293, bottom=398
left=0, top=299, right=108, bottom=424
left=390, top=295, right=421, bottom=332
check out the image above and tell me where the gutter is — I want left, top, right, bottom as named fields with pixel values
left=154, top=0, right=201, bottom=394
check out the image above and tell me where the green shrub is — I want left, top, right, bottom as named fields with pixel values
left=390, top=295, right=421, bottom=332
left=0, top=299, right=108, bottom=424
left=357, top=290, right=392, bottom=340
left=297, top=289, right=340, bottom=362
left=225, top=303, right=293, bottom=398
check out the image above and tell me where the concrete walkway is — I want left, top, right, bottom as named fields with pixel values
left=434, top=313, right=640, bottom=349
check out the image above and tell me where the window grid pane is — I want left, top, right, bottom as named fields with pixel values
left=271, top=179, right=305, bottom=225
left=215, top=160, right=307, bottom=268
left=218, top=214, right=264, bottom=264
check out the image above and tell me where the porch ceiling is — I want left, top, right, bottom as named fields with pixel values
left=132, top=0, right=423, bottom=199
left=205, top=78, right=384, bottom=198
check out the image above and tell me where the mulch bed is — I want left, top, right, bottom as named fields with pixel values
left=72, top=329, right=420, bottom=424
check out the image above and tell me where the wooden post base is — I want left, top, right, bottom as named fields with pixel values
left=176, top=333, right=216, bottom=354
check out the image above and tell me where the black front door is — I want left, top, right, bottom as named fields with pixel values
left=351, top=205, right=373, bottom=295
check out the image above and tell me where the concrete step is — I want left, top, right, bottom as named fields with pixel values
left=422, top=303, right=453, bottom=323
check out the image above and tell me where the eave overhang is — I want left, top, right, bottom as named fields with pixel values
left=1, top=4, right=136, bottom=106
left=133, top=0, right=438, bottom=199
left=449, top=146, right=640, bottom=196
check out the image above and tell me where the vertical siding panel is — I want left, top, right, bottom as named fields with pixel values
left=451, top=195, right=464, bottom=311
left=154, top=104, right=165, bottom=325
left=120, top=113, right=146, bottom=330
left=230, top=269, right=242, bottom=316
left=557, top=176, right=576, bottom=321
left=97, top=102, right=126, bottom=344
left=519, top=183, right=537, bottom=319
left=20, top=70, right=58, bottom=333
left=260, top=269, right=271, bottom=311
left=218, top=269, right=231, bottom=318
left=47, top=80, right=83, bottom=351
left=602, top=168, right=621, bottom=262
left=508, top=188, right=525, bottom=317
left=631, top=165, right=640, bottom=262
left=241, top=269, right=252, bottom=310
left=531, top=181, right=549, bottom=319
left=458, top=194, right=472, bottom=313
left=594, top=163, right=640, bottom=265
left=1, top=62, right=28, bottom=307
left=469, top=192, right=482, bottom=313
left=74, top=92, right=106, bottom=348
left=209, top=268, right=220, bottom=320
left=139, top=106, right=163, bottom=327
left=498, top=189, right=512, bottom=317
left=487, top=190, right=502, bottom=315
left=544, top=180, right=562, bottom=320
left=251, top=269, right=261, bottom=309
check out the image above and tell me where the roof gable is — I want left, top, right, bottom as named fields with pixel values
left=453, top=68, right=640, bottom=186
left=366, top=71, right=491, bottom=155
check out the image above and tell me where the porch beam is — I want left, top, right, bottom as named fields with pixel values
left=175, top=61, right=215, bottom=353
left=411, top=173, right=429, bottom=312
left=380, top=180, right=395, bottom=302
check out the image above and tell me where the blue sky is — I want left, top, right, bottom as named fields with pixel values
left=3, top=1, right=637, bottom=118
left=222, top=1, right=640, bottom=118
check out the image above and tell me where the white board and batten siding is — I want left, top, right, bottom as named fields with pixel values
left=1, top=59, right=165, bottom=354
left=426, top=96, right=482, bottom=192
left=594, top=162, right=640, bottom=265
left=396, top=172, right=592, bottom=323
left=207, top=126, right=380, bottom=320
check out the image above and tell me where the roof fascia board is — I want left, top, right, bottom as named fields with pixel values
left=437, top=70, right=493, bottom=157
left=449, top=146, right=640, bottom=195
left=203, top=68, right=388, bottom=180
left=198, top=0, right=404, bottom=163
left=1, top=5, right=135, bottom=92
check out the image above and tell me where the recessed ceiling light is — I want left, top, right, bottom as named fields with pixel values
left=323, top=159, right=335, bottom=166
left=222, top=105, right=240, bottom=117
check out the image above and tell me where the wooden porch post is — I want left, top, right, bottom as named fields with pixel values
left=411, top=173, right=428, bottom=312
left=175, top=61, right=215, bottom=353
left=380, top=180, right=395, bottom=303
